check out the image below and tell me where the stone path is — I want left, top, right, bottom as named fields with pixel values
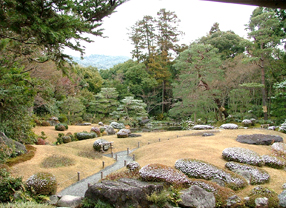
left=58, top=149, right=136, bottom=197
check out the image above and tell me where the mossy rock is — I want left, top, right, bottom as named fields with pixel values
left=62, top=136, right=71, bottom=143
left=245, top=186, right=279, bottom=208
left=26, top=172, right=57, bottom=195
left=55, top=123, right=68, bottom=131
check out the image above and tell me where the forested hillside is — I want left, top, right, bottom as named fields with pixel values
left=72, top=54, right=130, bottom=69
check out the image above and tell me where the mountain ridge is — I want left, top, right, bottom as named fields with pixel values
left=72, top=54, right=131, bottom=69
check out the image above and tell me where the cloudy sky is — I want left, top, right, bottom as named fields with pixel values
left=64, top=0, right=257, bottom=58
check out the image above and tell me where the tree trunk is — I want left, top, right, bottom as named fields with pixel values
left=260, top=43, right=268, bottom=120
left=162, top=81, right=165, bottom=114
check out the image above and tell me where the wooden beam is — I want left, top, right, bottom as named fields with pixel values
left=202, top=0, right=286, bottom=9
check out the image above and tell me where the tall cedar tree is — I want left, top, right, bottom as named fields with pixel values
left=245, top=7, right=284, bottom=120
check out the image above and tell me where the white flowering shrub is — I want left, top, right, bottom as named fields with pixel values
left=225, top=162, right=270, bottom=185
left=242, top=119, right=252, bottom=127
left=272, top=142, right=286, bottom=154
left=220, top=123, right=238, bottom=129
left=279, top=120, right=286, bottom=133
left=127, top=161, right=140, bottom=172
left=139, top=164, right=190, bottom=186
left=262, top=155, right=286, bottom=169
left=175, top=159, right=247, bottom=190
left=222, top=147, right=264, bottom=167
left=26, top=172, right=57, bottom=195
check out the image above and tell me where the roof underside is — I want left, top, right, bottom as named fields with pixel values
left=203, top=0, right=286, bottom=9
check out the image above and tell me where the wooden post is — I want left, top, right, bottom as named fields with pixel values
left=177, top=135, right=179, bottom=138
left=159, top=138, right=161, bottom=142
left=148, top=142, right=150, bottom=145
left=77, top=172, right=80, bottom=181
left=101, top=172, right=103, bottom=180
left=127, top=148, right=129, bottom=155
left=133, top=154, right=135, bottom=161
left=124, top=160, right=127, bottom=166
left=102, top=161, right=105, bottom=168
left=115, top=154, right=118, bottom=161
left=168, top=138, right=169, bottom=140
left=111, top=151, right=113, bottom=158
left=138, top=142, right=140, bottom=148
left=88, top=183, right=91, bottom=188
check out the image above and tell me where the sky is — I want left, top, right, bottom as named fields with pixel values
left=64, top=0, right=257, bottom=58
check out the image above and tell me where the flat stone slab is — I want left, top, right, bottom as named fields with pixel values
left=236, top=134, right=283, bottom=145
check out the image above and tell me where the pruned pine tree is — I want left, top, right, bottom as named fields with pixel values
left=171, top=43, right=223, bottom=123
left=245, top=7, right=285, bottom=120
left=110, top=96, right=147, bottom=125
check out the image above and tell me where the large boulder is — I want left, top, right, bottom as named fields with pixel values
left=279, top=190, right=286, bottom=208
left=105, top=125, right=116, bottom=135
left=84, top=178, right=164, bottom=208
left=110, top=122, right=125, bottom=129
left=236, top=134, right=283, bottom=145
left=56, top=195, right=83, bottom=208
left=0, top=132, right=27, bottom=157
left=179, top=185, right=216, bottom=208
left=117, top=129, right=131, bottom=138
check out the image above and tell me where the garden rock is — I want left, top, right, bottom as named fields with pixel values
left=242, top=119, right=252, bottom=127
left=140, top=118, right=150, bottom=125
left=272, top=142, right=286, bottom=154
left=56, top=195, right=83, bottom=208
left=279, top=190, right=286, bottom=208
left=193, top=125, right=214, bottom=130
left=255, top=197, right=268, bottom=208
left=179, top=185, right=215, bottom=208
left=98, top=122, right=104, bottom=126
left=93, top=139, right=110, bottom=152
left=236, top=134, right=283, bottom=145
left=202, top=133, right=214, bottom=137
left=105, top=125, right=116, bottom=135
left=84, top=178, right=164, bottom=208
left=0, top=132, right=27, bottom=156
left=91, top=127, right=101, bottom=136
left=220, top=123, right=238, bottom=129
left=110, top=122, right=125, bottom=129
left=117, top=129, right=131, bottom=138
left=226, top=195, right=242, bottom=207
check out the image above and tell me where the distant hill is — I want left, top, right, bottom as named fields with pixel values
left=72, top=54, right=131, bottom=69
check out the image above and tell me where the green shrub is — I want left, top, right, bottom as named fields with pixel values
left=62, top=136, right=71, bottom=143
left=245, top=186, right=279, bottom=208
left=81, top=198, right=113, bottom=208
left=41, top=121, right=50, bottom=126
left=76, top=132, right=97, bottom=140
left=55, top=133, right=65, bottom=145
left=26, top=172, right=57, bottom=195
left=0, top=168, right=24, bottom=202
left=147, top=190, right=168, bottom=208
left=55, top=123, right=68, bottom=131
left=41, top=155, right=75, bottom=168
left=58, top=114, right=67, bottom=123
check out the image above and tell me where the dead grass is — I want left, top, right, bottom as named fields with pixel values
left=10, top=125, right=286, bottom=198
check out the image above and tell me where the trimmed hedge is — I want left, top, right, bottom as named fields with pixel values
left=222, top=147, right=264, bottom=167
left=263, top=154, right=286, bottom=169
left=175, top=159, right=248, bottom=190
left=225, top=161, right=270, bottom=185
left=76, top=132, right=97, bottom=140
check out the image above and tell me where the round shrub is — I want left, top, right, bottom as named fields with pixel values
left=262, top=154, right=286, bottom=169
left=91, top=127, right=101, bottom=136
left=93, top=139, right=110, bottom=152
left=41, top=121, right=50, bottom=126
left=139, top=163, right=191, bottom=186
left=55, top=123, right=68, bottom=131
left=175, top=159, right=248, bottom=190
left=222, top=147, right=264, bottom=167
left=245, top=186, right=279, bottom=208
left=126, top=162, right=140, bottom=172
left=62, top=136, right=71, bottom=143
left=76, top=132, right=97, bottom=140
left=36, top=138, right=46, bottom=145
left=225, top=162, right=270, bottom=185
left=26, top=172, right=57, bottom=195
left=242, top=119, right=252, bottom=127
